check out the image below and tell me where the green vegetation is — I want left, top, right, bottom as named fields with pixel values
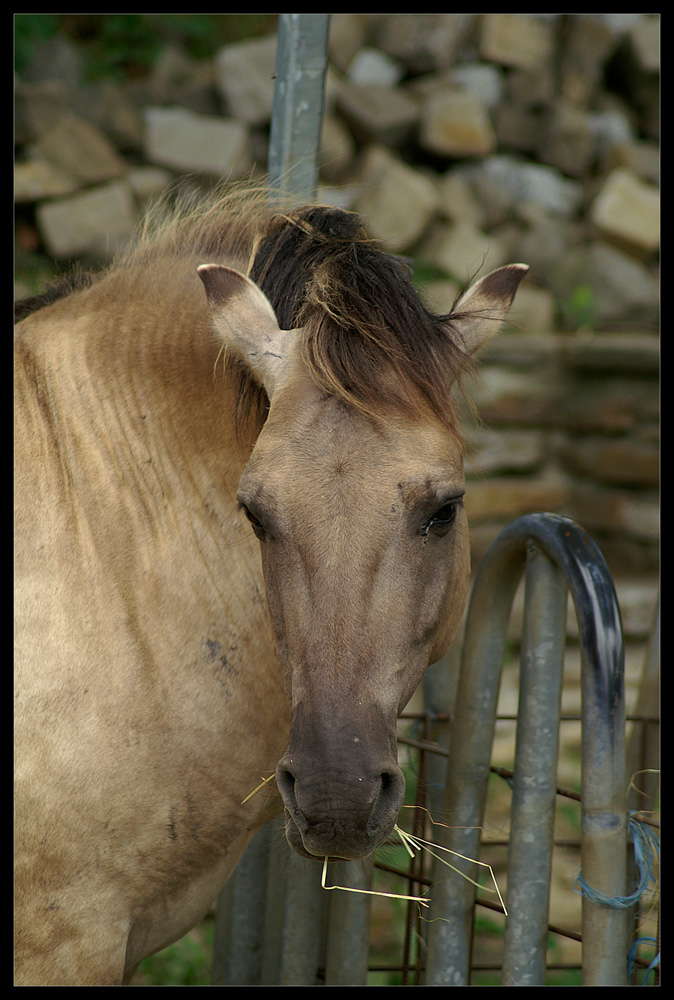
left=15, top=14, right=278, bottom=79
left=130, top=915, right=214, bottom=986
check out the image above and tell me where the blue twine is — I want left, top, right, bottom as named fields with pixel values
left=574, top=812, right=659, bottom=909
left=627, top=938, right=659, bottom=985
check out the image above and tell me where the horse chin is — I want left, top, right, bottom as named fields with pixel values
left=282, top=809, right=392, bottom=863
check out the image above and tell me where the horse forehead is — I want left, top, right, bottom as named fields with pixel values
left=245, top=392, right=464, bottom=504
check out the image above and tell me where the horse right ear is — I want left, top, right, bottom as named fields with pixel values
left=450, top=264, right=529, bottom=356
left=198, top=264, right=296, bottom=398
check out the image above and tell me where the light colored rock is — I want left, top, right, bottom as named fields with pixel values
left=347, top=47, right=404, bottom=86
left=328, top=14, right=369, bottom=73
left=214, top=35, right=277, bottom=125
left=560, top=332, right=659, bottom=374
left=125, top=166, right=174, bottom=207
left=375, top=13, right=473, bottom=74
left=601, top=141, right=659, bottom=185
left=538, top=100, right=595, bottom=178
left=437, top=171, right=488, bottom=228
left=420, top=278, right=460, bottom=313
left=14, top=157, right=78, bottom=203
left=420, top=218, right=508, bottom=280
left=550, top=241, right=659, bottom=324
left=479, top=14, right=555, bottom=71
left=503, top=283, right=557, bottom=334
left=420, top=89, right=496, bottom=158
left=591, top=167, right=660, bottom=252
left=36, top=180, right=138, bottom=258
left=558, top=434, right=659, bottom=487
left=336, top=78, right=419, bottom=147
left=460, top=155, right=584, bottom=218
left=466, top=366, right=563, bottom=425
left=29, top=111, right=127, bottom=185
left=464, top=428, right=547, bottom=475
left=451, top=62, right=505, bottom=109
left=143, top=106, right=252, bottom=179
left=355, top=146, right=440, bottom=251
left=627, top=14, right=660, bottom=73
left=573, top=486, right=659, bottom=543
left=464, top=473, right=570, bottom=524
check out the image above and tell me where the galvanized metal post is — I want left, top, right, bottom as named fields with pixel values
left=211, top=824, right=271, bottom=985
left=501, top=545, right=567, bottom=985
left=424, top=513, right=626, bottom=986
left=212, top=18, right=331, bottom=986
left=268, top=14, right=331, bottom=202
left=324, top=859, right=375, bottom=985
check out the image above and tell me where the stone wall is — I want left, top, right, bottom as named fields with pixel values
left=15, top=14, right=659, bottom=635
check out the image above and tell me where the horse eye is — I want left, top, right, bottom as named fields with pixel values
left=432, top=502, right=458, bottom=525
left=423, top=500, right=460, bottom=537
left=239, top=503, right=266, bottom=539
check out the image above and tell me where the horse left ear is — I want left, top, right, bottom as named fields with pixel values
left=451, top=263, right=529, bottom=356
left=198, top=264, right=296, bottom=397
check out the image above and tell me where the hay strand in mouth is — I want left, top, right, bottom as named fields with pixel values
left=241, top=778, right=507, bottom=915
left=241, top=773, right=276, bottom=804
left=394, top=825, right=508, bottom=916
left=319, top=821, right=506, bottom=916
left=321, top=854, right=430, bottom=908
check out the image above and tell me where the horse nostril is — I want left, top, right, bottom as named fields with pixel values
left=368, top=766, right=405, bottom=833
left=275, top=764, right=294, bottom=798
left=380, top=770, right=394, bottom=792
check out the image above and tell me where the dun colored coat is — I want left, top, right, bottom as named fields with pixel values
left=14, top=187, right=527, bottom=984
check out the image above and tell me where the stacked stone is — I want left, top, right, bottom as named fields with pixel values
left=15, top=14, right=659, bottom=624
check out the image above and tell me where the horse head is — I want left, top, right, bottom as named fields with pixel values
left=199, top=250, right=526, bottom=862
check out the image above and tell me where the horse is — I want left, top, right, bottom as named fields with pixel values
left=14, top=184, right=527, bottom=985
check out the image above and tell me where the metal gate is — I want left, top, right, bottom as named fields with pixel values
left=211, top=513, right=659, bottom=985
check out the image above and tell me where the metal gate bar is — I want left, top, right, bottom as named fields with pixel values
left=501, top=544, right=568, bottom=984
left=424, top=513, right=626, bottom=986
left=268, top=14, right=330, bottom=203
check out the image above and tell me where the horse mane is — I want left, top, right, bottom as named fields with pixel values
left=14, top=265, right=97, bottom=323
left=248, top=205, right=474, bottom=433
left=15, top=182, right=475, bottom=436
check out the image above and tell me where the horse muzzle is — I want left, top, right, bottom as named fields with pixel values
left=275, top=758, right=405, bottom=861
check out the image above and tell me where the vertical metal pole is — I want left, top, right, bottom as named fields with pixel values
left=276, top=856, right=327, bottom=985
left=424, top=539, right=523, bottom=985
left=324, top=859, right=374, bottom=985
left=268, top=14, right=331, bottom=202
left=502, top=546, right=567, bottom=985
left=211, top=824, right=271, bottom=985
left=212, top=17, right=331, bottom=987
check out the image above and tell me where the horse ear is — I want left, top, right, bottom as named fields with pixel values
left=198, top=264, right=295, bottom=397
left=451, top=264, right=529, bottom=356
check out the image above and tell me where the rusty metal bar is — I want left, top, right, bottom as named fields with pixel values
left=424, top=513, right=626, bottom=986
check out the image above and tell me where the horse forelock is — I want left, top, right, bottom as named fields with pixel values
left=249, top=205, right=474, bottom=436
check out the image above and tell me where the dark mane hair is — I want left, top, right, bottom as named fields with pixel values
left=14, top=266, right=96, bottom=323
left=15, top=186, right=474, bottom=436
left=250, top=206, right=474, bottom=432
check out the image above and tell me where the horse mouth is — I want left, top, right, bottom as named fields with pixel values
left=282, top=808, right=393, bottom=862
left=277, top=765, right=405, bottom=862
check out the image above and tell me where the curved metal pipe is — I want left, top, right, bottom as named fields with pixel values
left=425, top=513, right=626, bottom=985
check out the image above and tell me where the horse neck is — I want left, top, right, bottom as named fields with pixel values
left=17, top=258, right=252, bottom=536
